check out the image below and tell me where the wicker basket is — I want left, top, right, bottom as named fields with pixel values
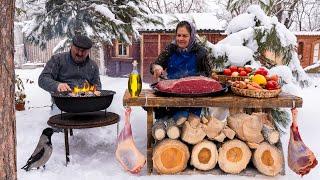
left=231, top=86, right=281, bottom=98
left=212, top=75, right=248, bottom=83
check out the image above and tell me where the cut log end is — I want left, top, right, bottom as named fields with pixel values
left=262, top=125, right=280, bottom=145
left=152, top=121, right=166, bottom=141
left=166, top=119, right=180, bottom=140
left=181, top=121, right=206, bottom=145
left=223, top=126, right=236, bottom=139
left=213, top=132, right=226, bottom=142
left=176, top=116, right=187, bottom=126
left=253, top=142, right=283, bottom=176
left=218, top=139, right=252, bottom=174
left=154, top=129, right=166, bottom=141
left=202, top=115, right=226, bottom=140
left=191, top=140, right=218, bottom=171
left=167, top=126, right=180, bottom=139
left=153, top=139, right=190, bottom=174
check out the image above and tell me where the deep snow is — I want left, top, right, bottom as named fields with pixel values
left=16, top=68, right=319, bottom=180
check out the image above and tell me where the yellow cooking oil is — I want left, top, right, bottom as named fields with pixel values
left=128, top=60, right=142, bottom=98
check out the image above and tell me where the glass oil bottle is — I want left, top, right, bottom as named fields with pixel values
left=128, top=60, right=142, bottom=98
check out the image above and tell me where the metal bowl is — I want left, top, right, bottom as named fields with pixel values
left=52, top=90, right=116, bottom=113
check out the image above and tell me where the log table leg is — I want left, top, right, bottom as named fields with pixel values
left=64, top=129, right=70, bottom=166
left=146, top=107, right=154, bottom=175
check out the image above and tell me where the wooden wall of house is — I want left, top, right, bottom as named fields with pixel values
left=23, top=33, right=320, bottom=80
left=105, top=40, right=140, bottom=77
left=141, top=32, right=226, bottom=83
left=297, top=35, right=320, bottom=68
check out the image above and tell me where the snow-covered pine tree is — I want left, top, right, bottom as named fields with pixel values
left=203, top=4, right=311, bottom=87
left=22, top=0, right=162, bottom=51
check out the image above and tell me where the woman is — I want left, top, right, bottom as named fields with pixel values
left=150, top=20, right=214, bottom=121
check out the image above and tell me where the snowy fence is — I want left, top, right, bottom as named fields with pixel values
left=24, top=38, right=101, bottom=67
left=25, top=37, right=64, bottom=63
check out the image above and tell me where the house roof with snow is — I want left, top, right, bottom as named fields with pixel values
left=137, top=13, right=320, bottom=36
left=293, top=31, right=320, bottom=36
left=137, top=13, right=227, bottom=33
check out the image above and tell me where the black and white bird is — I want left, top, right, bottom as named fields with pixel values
left=21, top=127, right=55, bottom=171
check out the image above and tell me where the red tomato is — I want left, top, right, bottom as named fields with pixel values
left=237, top=67, right=245, bottom=73
left=239, top=70, right=247, bottom=76
left=244, top=67, right=252, bottom=73
left=230, top=65, right=238, bottom=72
left=223, top=68, right=232, bottom=76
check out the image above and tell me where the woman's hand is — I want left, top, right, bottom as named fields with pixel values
left=152, top=64, right=164, bottom=79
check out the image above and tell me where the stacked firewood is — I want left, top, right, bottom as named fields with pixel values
left=152, top=109, right=283, bottom=176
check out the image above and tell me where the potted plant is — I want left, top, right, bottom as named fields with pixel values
left=15, top=75, right=26, bottom=111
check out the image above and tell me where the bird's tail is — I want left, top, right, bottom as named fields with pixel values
left=21, top=164, right=30, bottom=171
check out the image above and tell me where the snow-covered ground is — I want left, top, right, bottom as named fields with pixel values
left=16, top=68, right=320, bottom=180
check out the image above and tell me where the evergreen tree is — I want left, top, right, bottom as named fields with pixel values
left=23, top=0, right=162, bottom=51
left=202, top=5, right=310, bottom=87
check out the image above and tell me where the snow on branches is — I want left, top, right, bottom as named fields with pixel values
left=204, top=4, right=311, bottom=87
left=22, top=0, right=162, bottom=51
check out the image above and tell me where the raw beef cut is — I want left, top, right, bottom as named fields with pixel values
left=288, top=108, right=318, bottom=176
left=116, top=107, right=146, bottom=174
left=155, top=76, right=223, bottom=94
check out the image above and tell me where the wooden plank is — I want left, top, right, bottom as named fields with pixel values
left=140, top=33, right=144, bottom=79
left=146, top=107, right=154, bottom=175
left=123, top=90, right=303, bottom=108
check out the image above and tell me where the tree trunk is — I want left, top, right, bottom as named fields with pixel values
left=98, top=43, right=106, bottom=75
left=0, top=0, right=17, bottom=179
left=14, top=0, right=27, bottom=68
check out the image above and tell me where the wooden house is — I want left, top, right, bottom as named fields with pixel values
left=21, top=14, right=320, bottom=83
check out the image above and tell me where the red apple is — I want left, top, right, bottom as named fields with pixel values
left=255, top=67, right=268, bottom=76
left=223, top=68, right=232, bottom=76
left=230, top=65, right=238, bottom=72
left=239, top=70, right=247, bottom=76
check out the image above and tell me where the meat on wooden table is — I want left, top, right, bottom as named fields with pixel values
left=115, top=107, right=146, bottom=174
left=155, top=76, right=223, bottom=94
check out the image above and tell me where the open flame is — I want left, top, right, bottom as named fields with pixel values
left=72, top=81, right=97, bottom=96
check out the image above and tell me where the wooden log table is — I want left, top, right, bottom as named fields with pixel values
left=122, top=89, right=303, bottom=175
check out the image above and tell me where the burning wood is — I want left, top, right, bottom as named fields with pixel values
left=69, top=81, right=101, bottom=97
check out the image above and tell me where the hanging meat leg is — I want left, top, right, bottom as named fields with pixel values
left=116, top=107, right=146, bottom=174
left=288, top=108, right=318, bottom=176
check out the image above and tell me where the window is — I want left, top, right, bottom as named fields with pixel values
left=116, top=40, right=129, bottom=57
left=313, top=43, right=319, bottom=63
